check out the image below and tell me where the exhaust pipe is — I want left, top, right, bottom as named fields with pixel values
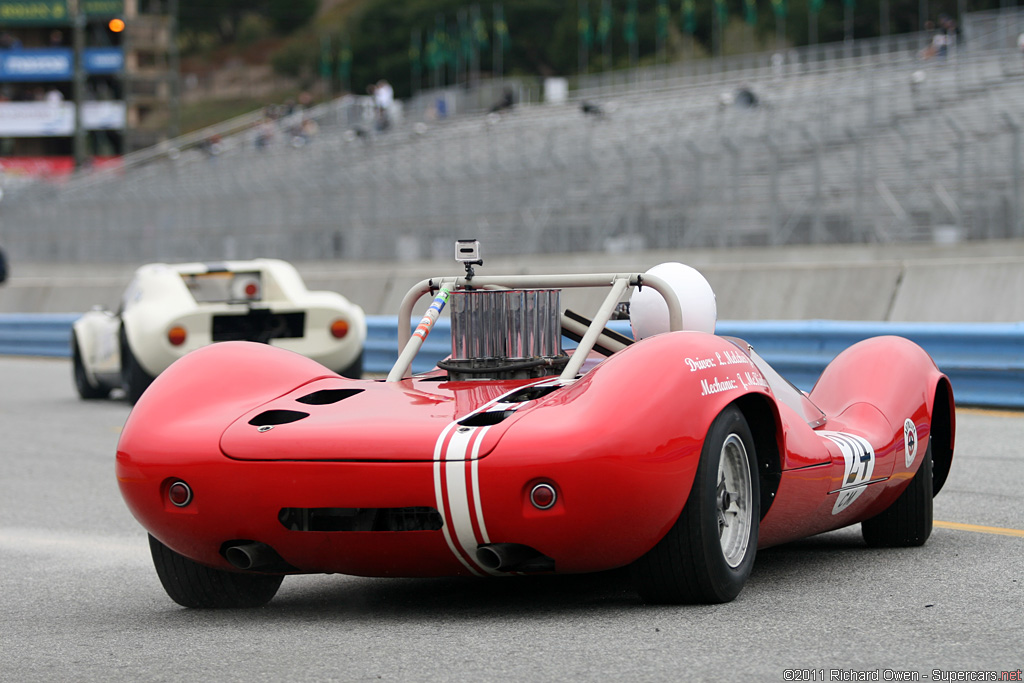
left=224, top=541, right=282, bottom=570
left=476, top=543, right=554, bottom=573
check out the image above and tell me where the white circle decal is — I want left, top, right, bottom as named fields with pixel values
left=904, top=418, right=918, bottom=468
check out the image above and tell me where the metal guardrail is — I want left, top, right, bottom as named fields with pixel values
left=2, top=314, right=1020, bottom=409
left=713, top=320, right=1024, bottom=409
left=0, top=314, right=80, bottom=358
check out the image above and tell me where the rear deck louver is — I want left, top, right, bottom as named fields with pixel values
left=278, top=507, right=443, bottom=532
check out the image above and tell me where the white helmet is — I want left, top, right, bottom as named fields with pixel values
left=630, top=262, right=717, bottom=339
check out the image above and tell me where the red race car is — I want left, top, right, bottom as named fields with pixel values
left=116, top=242, right=955, bottom=608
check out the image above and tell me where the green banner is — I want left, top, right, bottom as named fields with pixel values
left=681, top=0, right=695, bottom=35
left=338, top=36, right=351, bottom=83
left=623, top=0, right=637, bottom=45
left=745, top=0, right=757, bottom=25
left=83, top=0, right=123, bottom=17
left=473, top=7, right=488, bottom=48
left=0, top=0, right=122, bottom=24
left=493, top=2, right=509, bottom=53
left=577, top=0, right=591, bottom=49
left=319, top=34, right=331, bottom=80
left=715, top=0, right=727, bottom=24
left=0, top=0, right=68, bottom=24
left=596, top=0, right=611, bottom=45
left=656, top=0, right=669, bottom=41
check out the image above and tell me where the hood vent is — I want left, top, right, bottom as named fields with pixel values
left=248, top=409, right=309, bottom=426
left=296, top=388, right=364, bottom=405
left=458, top=410, right=516, bottom=427
left=504, top=384, right=561, bottom=403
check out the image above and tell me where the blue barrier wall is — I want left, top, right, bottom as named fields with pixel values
left=0, top=313, right=80, bottom=358
left=715, top=320, right=1024, bottom=408
left=3, top=314, right=1021, bottom=408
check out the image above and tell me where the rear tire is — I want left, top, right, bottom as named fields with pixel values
left=862, top=438, right=933, bottom=547
left=148, top=535, right=283, bottom=608
left=71, top=332, right=110, bottom=400
left=631, top=405, right=760, bottom=604
left=120, top=328, right=155, bottom=404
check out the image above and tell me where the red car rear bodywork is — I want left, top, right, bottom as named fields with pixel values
left=115, top=264, right=955, bottom=606
left=117, top=333, right=953, bottom=576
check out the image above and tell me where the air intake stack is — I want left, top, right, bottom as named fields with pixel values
left=444, top=288, right=565, bottom=381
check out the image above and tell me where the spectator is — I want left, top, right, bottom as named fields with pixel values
left=580, top=100, right=604, bottom=117
left=373, top=79, right=393, bottom=131
left=290, top=117, right=319, bottom=147
left=940, top=14, right=962, bottom=52
left=200, top=134, right=223, bottom=158
left=489, top=87, right=515, bottom=114
left=0, top=32, right=22, bottom=49
left=734, top=87, right=759, bottom=108
left=254, top=119, right=274, bottom=150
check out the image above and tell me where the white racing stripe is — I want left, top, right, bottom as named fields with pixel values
left=432, top=421, right=481, bottom=575
left=444, top=427, right=492, bottom=574
left=470, top=441, right=491, bottom=545
left=431, top=379, right=569, bottom=575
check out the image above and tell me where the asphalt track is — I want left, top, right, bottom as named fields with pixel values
left=1, top=356, right=1021, bottom=682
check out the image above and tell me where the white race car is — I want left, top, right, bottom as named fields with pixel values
left=72, top=259, right=366, bottom=402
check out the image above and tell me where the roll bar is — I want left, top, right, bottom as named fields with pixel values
left=387, top=272, right=684, bottom=382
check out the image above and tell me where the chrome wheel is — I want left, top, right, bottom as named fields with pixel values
left=717, top=433, right=753, bottom=568
left=631, top=405, right=760, bottom=604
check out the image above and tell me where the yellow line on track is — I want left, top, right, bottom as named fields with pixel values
left=935, top=521, right=1024, bottom=538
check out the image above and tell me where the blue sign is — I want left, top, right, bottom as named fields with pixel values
left=83, top=47, right=122, bottom=74
left=0, top=48, right=70, bottom=80
left=0, top=47, right=122, bottom=81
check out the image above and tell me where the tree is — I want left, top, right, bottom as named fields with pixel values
left=178, top=0, right=317, bottom=42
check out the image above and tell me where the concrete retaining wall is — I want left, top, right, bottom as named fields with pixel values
left=2, top=241, right=1023, bottom=322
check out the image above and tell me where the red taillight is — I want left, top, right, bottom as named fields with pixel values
left=330, top=319, right=350, bottom=339
left=168, top=481, right=192, bottom=507
left=530, top=483, right=557, bottom=510
left=167, top=326, right=187, bottom=346
left=231, top=274, right=261, bottom=301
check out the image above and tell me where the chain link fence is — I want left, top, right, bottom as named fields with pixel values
left=3, top=10, right=1024, bottom=264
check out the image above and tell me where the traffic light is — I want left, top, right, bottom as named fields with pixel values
left=108, top=18, right=125, bottom=33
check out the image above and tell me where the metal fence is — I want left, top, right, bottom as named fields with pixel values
left=3, top=10, right=1024, bottom=264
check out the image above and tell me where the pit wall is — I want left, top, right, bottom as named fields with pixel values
left=3, top=241, right=1022, bottom=322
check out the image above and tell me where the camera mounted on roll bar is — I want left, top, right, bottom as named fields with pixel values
left=455, top=239, right=483, bottom=280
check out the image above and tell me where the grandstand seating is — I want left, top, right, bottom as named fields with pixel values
left=3, top=8, right=1024, bottom=263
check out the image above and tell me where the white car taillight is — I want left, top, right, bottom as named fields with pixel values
left=232, top=275, right=261, bottom=301
left=330, top=319, right=350, bottom=339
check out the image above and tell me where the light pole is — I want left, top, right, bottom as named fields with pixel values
left=71, top=0, right=88, bottom=170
